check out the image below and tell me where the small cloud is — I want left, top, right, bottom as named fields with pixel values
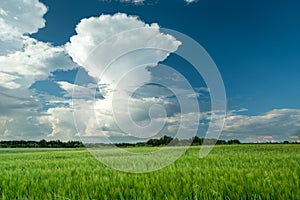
left=120, top=0, right=145, bottom=5
left=98, top=0, right=198, bottom=5
left=185, top=0, right=199, bottom=4
left=98, top=0, right=145, bottom=5
left=57, top=81, right=104, bottom=100
left=289, top=132, right=300, bottom=143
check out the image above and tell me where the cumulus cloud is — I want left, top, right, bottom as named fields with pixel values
left=66, top=13, right=180, bottom=69
left=142, top=108, right=300, bottom=143
left=0, top=87, right=51, bottom=140
left=57, top=81, right=103, bottom=100
left=65, top=13, right=186, bottom=141
left=0, top=0, right=75, bottom=92
left=0, top=0, right=47, bottom=55
left=0, top=37, right=76, bottom=90
left=0, top=0, right=75, bottom=90
left=222, top=109, right=300, bottom=142
left=37, top=107, right=79, bottom=141
left=0, top=37, right=76, bottom=140
left=0, top=0, right=76, bottom=140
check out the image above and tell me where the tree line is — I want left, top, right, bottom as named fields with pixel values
left=0, top=140, right=84, bottom=148
left=0, top=136, right=296, bottom=148
left=115, top=136, right=241, bottom=147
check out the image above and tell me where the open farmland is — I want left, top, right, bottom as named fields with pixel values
left=0, top=145, right=299, bottom=199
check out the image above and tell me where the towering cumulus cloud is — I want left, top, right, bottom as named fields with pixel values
left=66, top=13, right=180, bottom=70
left=65, top=13, right=182, bottom=142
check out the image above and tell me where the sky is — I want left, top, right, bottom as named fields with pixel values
left=0, top=0, right=300, bottom=143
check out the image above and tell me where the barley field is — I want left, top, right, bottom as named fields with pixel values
left=0, top=145, right=299, bottom=199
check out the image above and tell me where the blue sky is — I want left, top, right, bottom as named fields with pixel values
left=0, top=0, right=300, bottom=143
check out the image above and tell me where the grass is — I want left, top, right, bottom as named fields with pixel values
left=0, top=145, right=299, bottom=199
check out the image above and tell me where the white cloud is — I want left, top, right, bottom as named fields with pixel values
left=66, top=13, right=180, bottom=69
left=57, top=81, right=103, bottom=99
left=98, top=0, right=145, bottom=5
left=222, top=109, right=300, bottom=142
left=144, top=108, right=300, bottom=142
left=120, top=0, right=145, bottom=4
left=98, top=0, right=198, bottom=5
left=0, top=87, right=51, bottom=140
left=65, top=13, right=184, bottom=141
left=0, top=0, right=47, bottom=55
left=184, top=0, right=198, bottom=4
left=0, top=0, right=78, bottom=140
left=38, top=107, right=79, bottom=141
left=0, top=0, right=75, bottom=91
left=0, top=37, right=76, bottom=90
left=0, top=72, right=20, bottom=89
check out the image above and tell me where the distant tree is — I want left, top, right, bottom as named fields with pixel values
left=146, top=138, right=161, bottom=146
left=39, top=139, right=47, bottom=147
left=192, top=136, right=203, bottom=145
left=216, top=139, right=226, bottom=145
left=161, top=136, right=173, bottom=145
left=0, top=140, right=84, bottom=148
left=227, top=139, right=241, bottom=144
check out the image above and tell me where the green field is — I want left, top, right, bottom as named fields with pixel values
left=0, top=145, right=299, bottom=199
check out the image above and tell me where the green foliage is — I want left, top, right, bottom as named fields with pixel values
left=0, top=140, right=84, bottom=148
left=117, top=136, right=241, bottom=147
left=0, top=145, right=299, bottom=199
left=146, top=135, right=173, bottom=146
